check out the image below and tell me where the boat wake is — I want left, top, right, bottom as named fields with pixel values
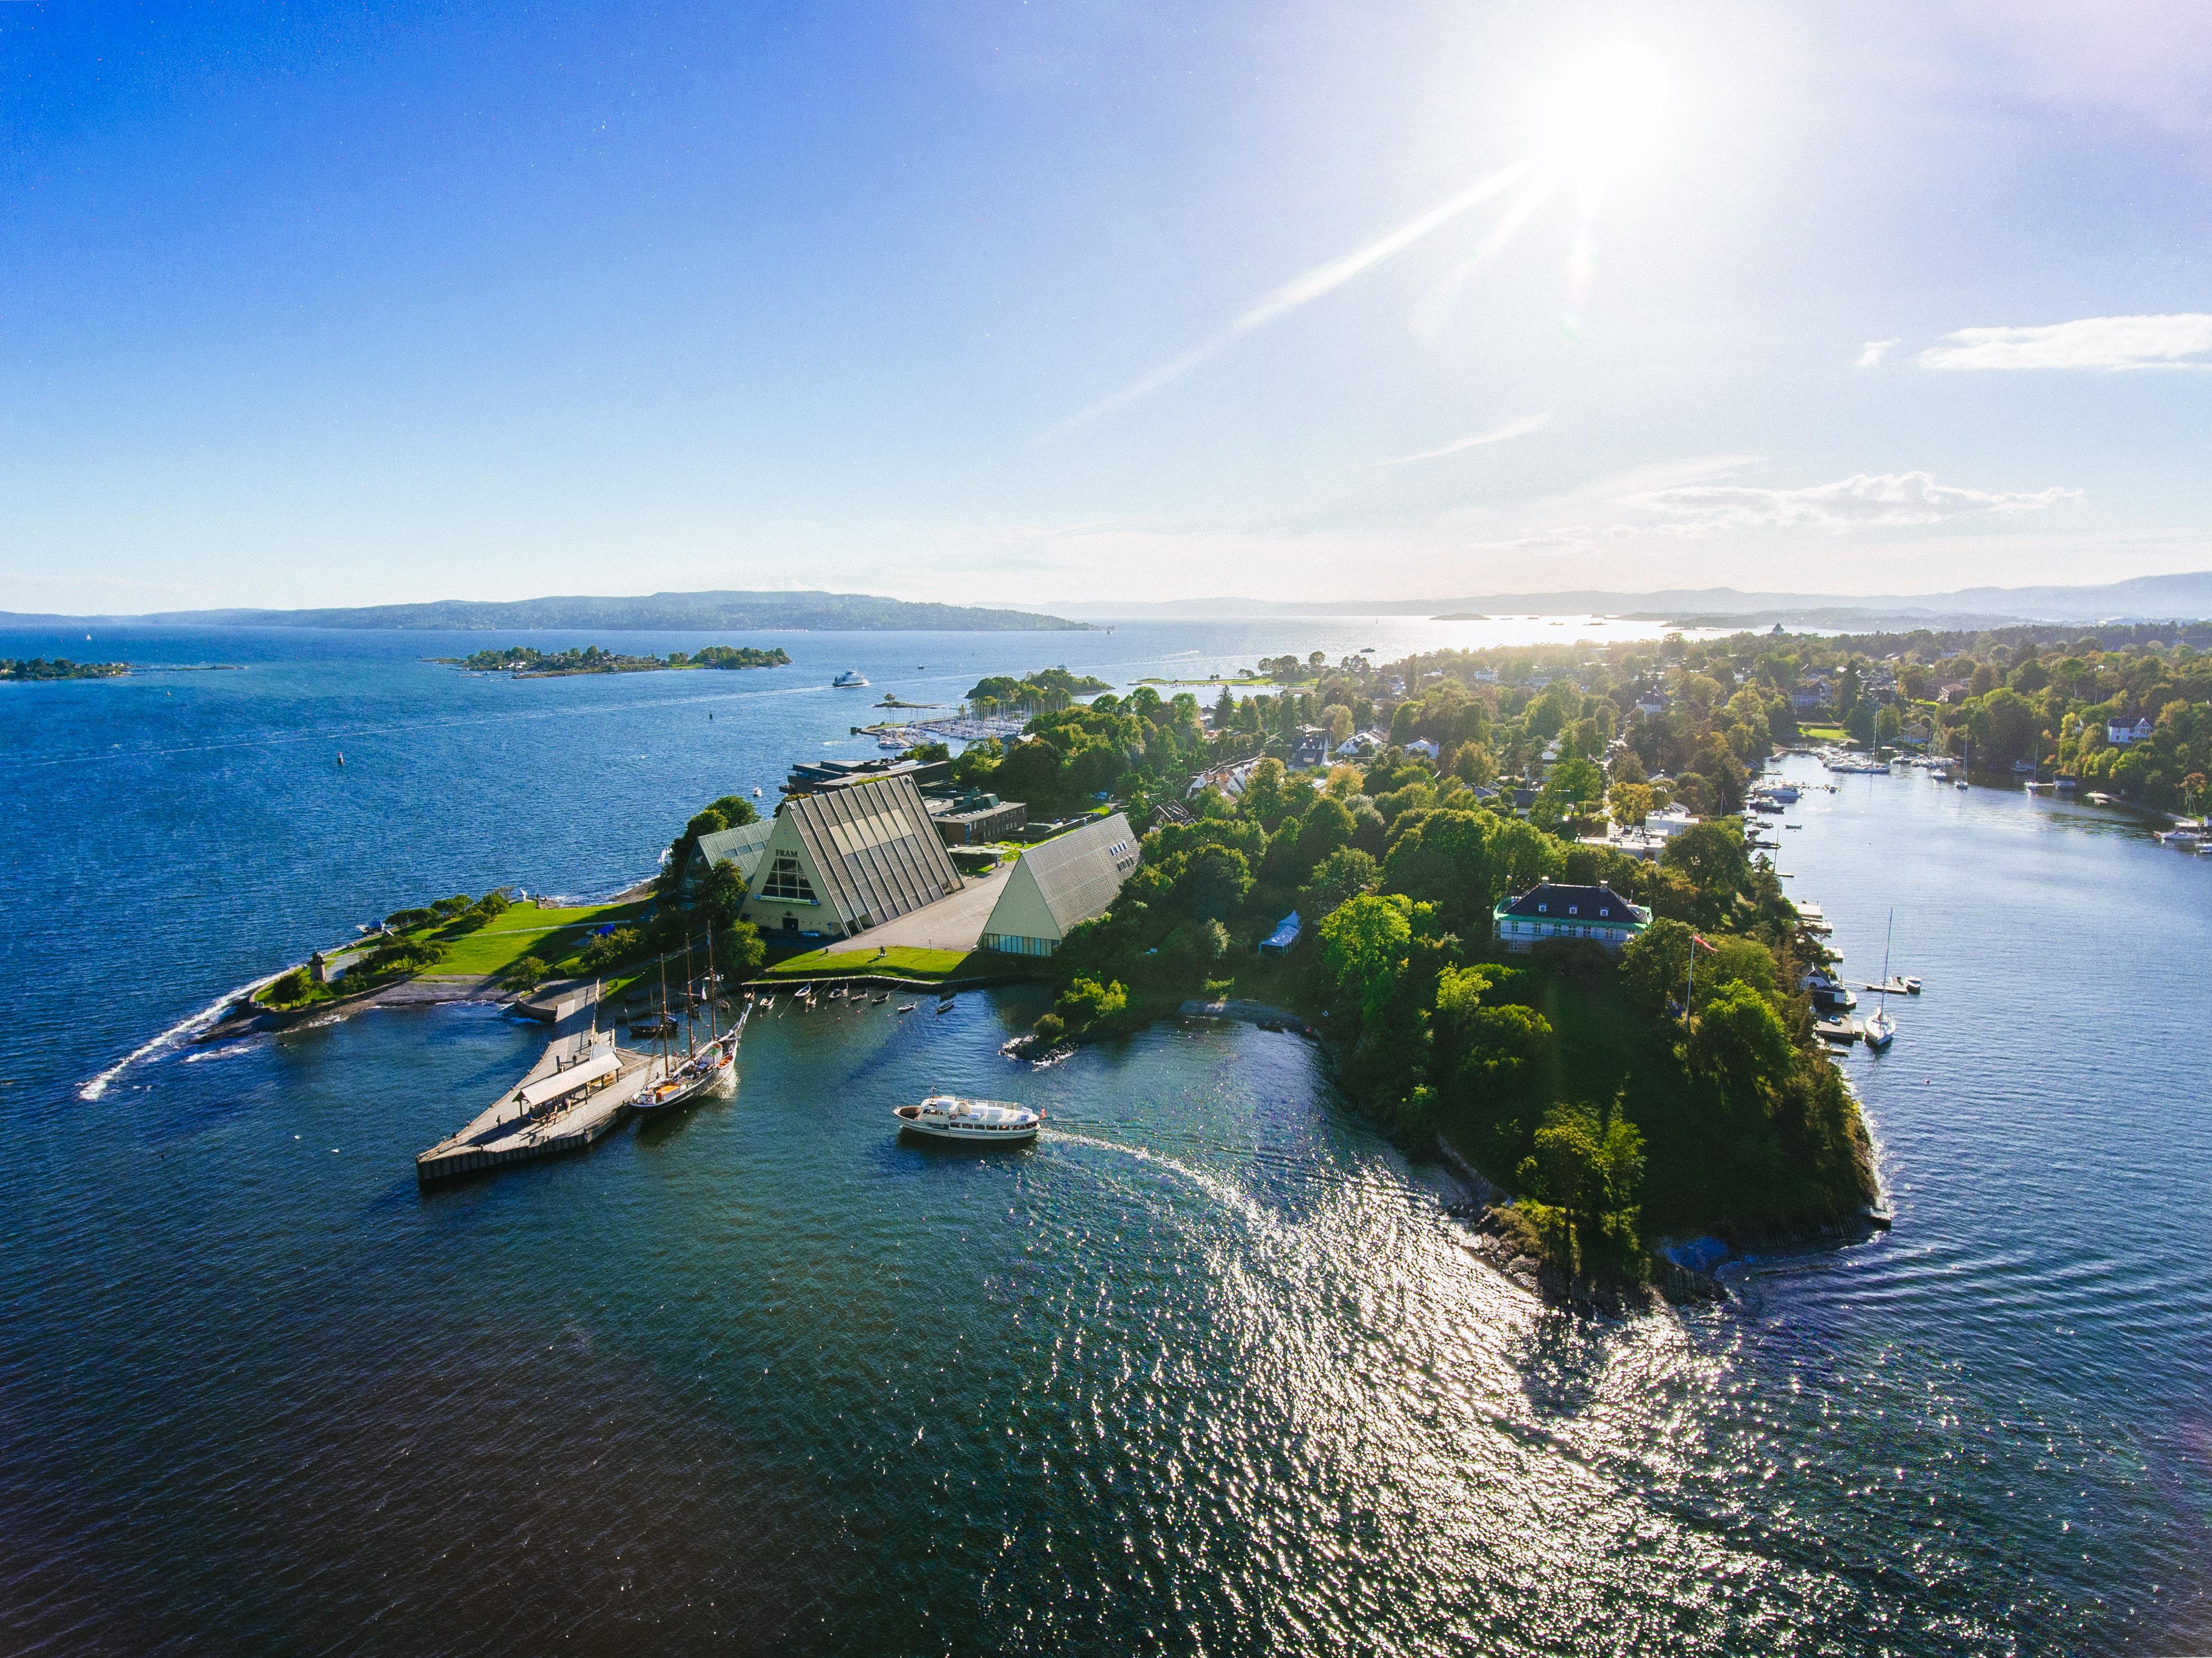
left=79, top=971, right=280, bottom=1101
left=1046, top=1129, right=1281, bottom=1236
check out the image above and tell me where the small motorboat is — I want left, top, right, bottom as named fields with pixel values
left=1901, top=977, right=1922, bottom=994
left=896, top=1002, right=917, bottom=1014
left=893, top=1094, right=1040, bottom=1143
left=1955, top=779, right=1969, bottom=791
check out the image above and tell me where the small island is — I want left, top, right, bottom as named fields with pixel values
left=964, top=667, right=1112, bottom=709
left=445, top=643, right=792, bottom=677
left=2, top=656, right=129, bottom=681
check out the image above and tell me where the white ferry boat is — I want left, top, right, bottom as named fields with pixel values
left=833, top=669, right=870, bottom=688
left=893, top=1093, right=1040, bottom=1143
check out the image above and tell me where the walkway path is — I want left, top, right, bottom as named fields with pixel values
left=821, top=862, right=1013, bottom=956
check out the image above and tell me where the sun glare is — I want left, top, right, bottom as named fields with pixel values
left=1542, top=42, right=1670, bottom=185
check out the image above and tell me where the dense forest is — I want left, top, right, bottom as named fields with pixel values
left=992, top=635, right=1881, bottom=1286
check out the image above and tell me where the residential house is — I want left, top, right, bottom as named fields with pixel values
left=2107, top=717, right=2155, bottom=746
left=1492, top=881, right=1651, bottom=953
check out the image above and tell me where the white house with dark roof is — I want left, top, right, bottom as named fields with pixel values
left=979, top=813, right=1140, bottom=957
left=1492, top=881, right=1650, bottom=953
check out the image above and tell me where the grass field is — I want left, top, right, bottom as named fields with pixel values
left=763, top=947, right=976, bottom=981
left=1796, top=724, right=1848, bottom=742
left=422, top=899, right=649, bottom=978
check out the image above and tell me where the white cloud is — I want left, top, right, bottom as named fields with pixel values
left=1377, top=412, right=1552, bottom=466
left=1624, top=471, right=2081, bottom=535
left=1917, top=314, right=2212, bottom=371
left=1856, top=338, right=1900, bottom=368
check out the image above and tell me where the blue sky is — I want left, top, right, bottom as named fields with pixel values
left=2, top=1, right=2206, bottom=612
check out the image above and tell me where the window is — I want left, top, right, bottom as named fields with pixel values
left=760, top=853, right=817, bottom=903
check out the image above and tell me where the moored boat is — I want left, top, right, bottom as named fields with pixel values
left=1863, top=1008, right=1896, bottom=1050
left=893, top=1093, right=1040, bottom=1143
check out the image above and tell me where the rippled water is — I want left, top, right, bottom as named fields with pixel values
left=3, top=630, right=2208, bottom=1652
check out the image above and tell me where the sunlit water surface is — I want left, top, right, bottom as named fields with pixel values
left=2, top=628, right=2208, bottom=1653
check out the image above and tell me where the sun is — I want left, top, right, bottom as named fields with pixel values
left=1542, top=42, right=1671, bottom=186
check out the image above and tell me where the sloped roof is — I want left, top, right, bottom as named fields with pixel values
left=1493, top=881, right=1649, bottom=925
left=690, top=820, right=775, bottom=881
left=1006, top=812, right=1140, bottom=936
left=779, top=773, right=962, bottom=930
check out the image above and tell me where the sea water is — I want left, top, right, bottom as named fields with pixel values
left=1, top=624, right=2208, bottom=1652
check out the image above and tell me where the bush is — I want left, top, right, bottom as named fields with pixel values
left=1057, top=976, right=1129, bottom=1028
left=504, top=956, right=550, bottom=990
left=1031, top=1012, right=1066, bottom=1044
left=265, top=967, right=312, bottom=1007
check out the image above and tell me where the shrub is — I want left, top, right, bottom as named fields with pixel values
left=1057, top=976, right=1129, bottom=1028
left=504, top=956, right=550, bottom=990
left=1031, top=1012, right=1066, bottom=1044
left=266, top=967, right=312, bottom=1007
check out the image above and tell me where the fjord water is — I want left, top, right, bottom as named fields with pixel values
left=2, top=628, right=2208, bottom=1653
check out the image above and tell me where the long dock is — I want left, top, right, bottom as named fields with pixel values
left=415, top=988, right=655, bottom=1184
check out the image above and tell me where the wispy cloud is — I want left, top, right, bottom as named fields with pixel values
left=1624, top=471, right=2081, bottom=535
left=1377, top=412, right=1552, bottom=466
left=1856, top=338, right=1900, bottom=368
left=1046, top=157, right=1537, bottom=437
left=1918, top=313, right=2212, bottom=371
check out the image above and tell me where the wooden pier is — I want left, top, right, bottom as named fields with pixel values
left=415, top=988, right=656, bottom=1185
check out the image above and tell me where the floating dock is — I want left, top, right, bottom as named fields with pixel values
left=415, top=989, right=656, bottom=1184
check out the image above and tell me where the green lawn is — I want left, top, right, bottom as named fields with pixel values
left=1797, top=724, right=1847, bottom=742
left=421, top=899, right=649, bottom=978
left=763, top=947, right=976, bottom=981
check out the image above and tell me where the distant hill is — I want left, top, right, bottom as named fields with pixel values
left=1054, top=571, right=2212, bottom=627
left=0, top=589, right=1088, bottom=632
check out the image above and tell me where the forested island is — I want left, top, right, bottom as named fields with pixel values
left=449, top=644, right=791, bottom=677
left=2, top=656, right=128, bottom=681
left=963, top=667, right=1112, bottom=710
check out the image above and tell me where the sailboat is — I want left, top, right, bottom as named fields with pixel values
left=633, top=934, right=744, bottom=1113
left=1864, top=911, right=1898, bottom=1050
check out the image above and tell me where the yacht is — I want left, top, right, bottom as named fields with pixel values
left=833, top=669, right=870, bottom=688
left=894, top=1093, right=1040, bottom=1143
left=1863, top=1008, right=1896, bottom=1050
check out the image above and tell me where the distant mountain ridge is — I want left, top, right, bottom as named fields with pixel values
left=0, top=589, right=1088, bottom=632
left=1053, top=570, right=2212, bottom=626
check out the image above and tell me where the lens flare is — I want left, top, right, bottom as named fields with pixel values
left=1543, top=42, right=1670, bottom=186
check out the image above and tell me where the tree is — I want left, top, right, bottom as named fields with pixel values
left=1301, top=846, right=1379, bottom=921
left=1178, top=845, right=1254, bottom=924
left=1057, top=976, right=1128, bottom=1028
left=1661, top=822, right=1751, bottom=916
left=1690, top=982, right=1795, bottom=1099
left=1318, top=892, right=1413, bottom=1025
left=1607, top=781, right=1655, bottom=828
left=1323, top=704, right=1354, bottom=745
left=1379, top=809, right=1497, bottom=934
left=1620, top=918, right=1693, bottom=1011
left=1967, top=687, right=2042, bottom=768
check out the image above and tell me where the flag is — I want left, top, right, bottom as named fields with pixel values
left=1691, top=933, right=1717, bottom=953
